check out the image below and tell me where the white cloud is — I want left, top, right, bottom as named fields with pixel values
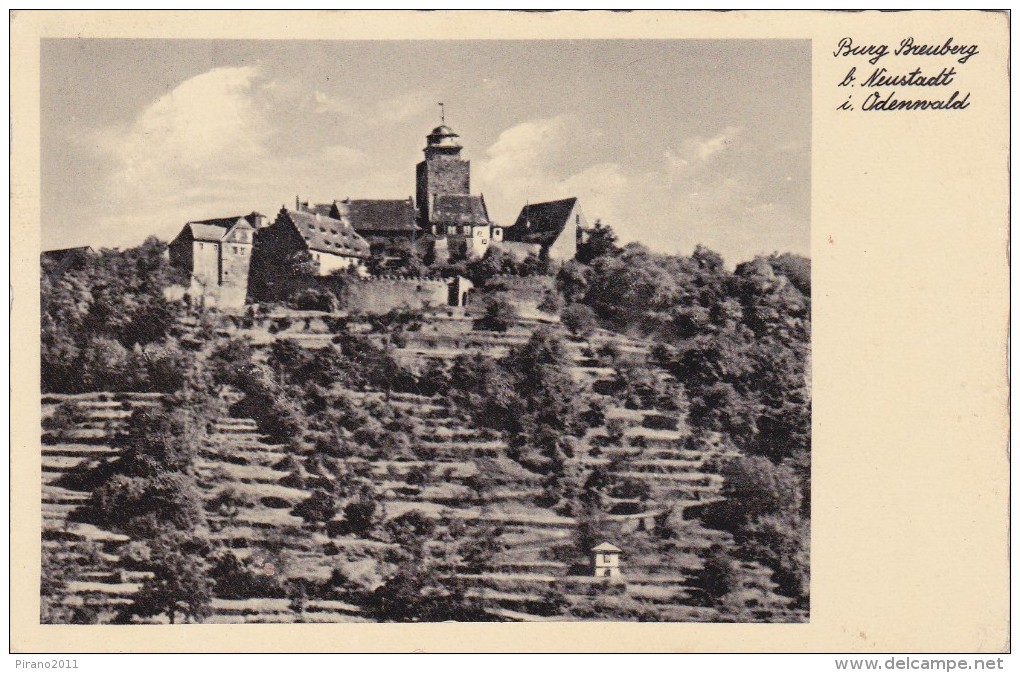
left=312, top=89, right=430, bottom=126
left=477, top=116, right=806, bottom=263
left=322, top=144, right=365, bottom=164
left=476, top=115, right=597, bottom=223
left=103, top=66, right=264, bottom=183
left=314, top=90, right=356, bottom=116
left=690, top=125, right=743, bottom=161
left=91, top=66, right=277, bottom=239
left=374, top=91, right=431, bottom=123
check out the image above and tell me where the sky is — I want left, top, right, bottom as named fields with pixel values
left=41, top=39, right=810, bottom=265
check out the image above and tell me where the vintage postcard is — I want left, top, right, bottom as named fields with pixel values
left=9, top=10, right=1009, bottom=653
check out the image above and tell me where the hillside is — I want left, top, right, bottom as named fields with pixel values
left=40, top=239, right=811, bottom=624
left=41, top=308, right=804, bottom=624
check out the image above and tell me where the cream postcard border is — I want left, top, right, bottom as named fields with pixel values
left=10, top=9, right=1010, bottom=653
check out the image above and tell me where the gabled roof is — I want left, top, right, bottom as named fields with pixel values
left=592, top=542, right=622, bottom=553
left=504, top=197, right=578, bottom=246
left=190, top=212, right=262, bottom=228
left=333, top=198, right=420, bottom=234
left=187, top=223, right=233, bottom=242
left=304, top=203, right=334, bottom=218
left=183, top=213, right=259, bottom=243
left=41, top=246, right=95, bottom=276
left=41, top=246, right=95, bottom=263
left=433, top=194, right=489, bottom=225
left=278, top=208, right=370, bottom=259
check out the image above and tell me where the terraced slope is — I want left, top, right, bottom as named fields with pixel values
left=40, top=309, right=805, bottom=623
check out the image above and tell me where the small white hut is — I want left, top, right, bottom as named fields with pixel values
left=591, top=541, right=623, bottom=578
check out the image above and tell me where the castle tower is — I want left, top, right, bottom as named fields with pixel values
left=416, top=124, right=471, bottom=230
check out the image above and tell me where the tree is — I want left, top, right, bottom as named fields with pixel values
left=286, top=250, right=320, bottom=278
left=341, top=497, right=378, bottom=536
left=368, top=562, right=488, bottom=622
left=690, top=544, right=740, bottom=604
left=555, top=260, right=590, bottom=303
left=702, top=455, right=802, bottom=532
left=537, top=290, right=563, bottom=315
left=466, top=246, right=518, bottom=284
left=287, top=287, right=339, bottom=312
left=576, top=219, right=620, bottom=264
left=292, top=489, right=338, bottom=525
left=573, top=505, right=611, bottom=557
left=741, top=514, right=809, bottom=605
left=384, top=509, right=437, bottom=556
left=455, top=523, right=505, bottom=573
left=474, top=295, right=518, bottom=332
left=766, top=253, right=811, bottom=297
left=115, top=406, right=204, bottom=475
left=122, top=537, right=212, bottom=624
left=561, top=303, right=598, bottom=338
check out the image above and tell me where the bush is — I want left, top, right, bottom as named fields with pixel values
left=293, top=489, right=337, bottom=524
left=42, top=401, right=90, bottom=443
left=341, top=499, right=378, bottom=536
left=288, top=287, right=340, bottom=312
left=690, top=544, right=740, bottom=604
left=75, top=472, right=205, bottom=536
left=473, top=295, right=518, bottom=332
left=537, top=291, right=563, bottom=315
left=561, top=303, right=598, bottom=338
left=641, top=413, right=678, bottom=431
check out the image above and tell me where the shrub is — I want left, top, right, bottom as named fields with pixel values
left=473, top=295, right=518, bottom=332
left=42, top=401, right=90, bottom=443
left=561, top=303, right=598, bottom=338
left=293, top=489, right=337, bottom=524
left=690, top=544, right=740, bottom=604
left=341, top=499, right=378, bottom=536
left=288, top=287, right=339, bottom=312
left=642, top=413, right=679, bottom=431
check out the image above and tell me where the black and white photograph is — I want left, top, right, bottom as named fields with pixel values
left=35, top=36, right=814, bottom=626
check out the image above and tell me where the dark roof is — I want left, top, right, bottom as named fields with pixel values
left=334, top=199, right=419, bottom=234
left=304, top=203, right=334, bottom=217
left=190, top=212, right=261, bottom=228
left=432, top=194, right=489, bottom=225
left=41, top=246, right=94, bottom=262
left=188, top=223, right=233, bottom=242
left=504, top=198, right=577, bottom=246
left=279, top=208, right=370, bottom=258
left=183, top=213, right=261, bottom=242
left=41, top=247, right=96, bottom=277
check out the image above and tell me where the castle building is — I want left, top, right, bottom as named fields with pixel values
left=168, top=116, right=591, bottom=309
left=503, top=197, right=589, bottom=262
left=295, top=197, right=420, bottom=246
left=415, top=125, right=501, bottom=260
left=257, top=206, right=371, bottom=275
left=168, top=212, right=266, bottom=308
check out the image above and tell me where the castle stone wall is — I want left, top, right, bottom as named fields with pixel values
left=345, top=276, right=450, bottom=314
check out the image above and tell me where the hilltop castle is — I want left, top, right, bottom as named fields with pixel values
left=169, top=121, right=591, bottom=308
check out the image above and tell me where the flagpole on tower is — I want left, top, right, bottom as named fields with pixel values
left=438, top=102, right=445, bottom=125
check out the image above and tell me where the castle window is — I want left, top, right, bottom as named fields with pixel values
left=576, top=214, right=580, bottom=224
left=482, top=239, right=488, bottom=244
